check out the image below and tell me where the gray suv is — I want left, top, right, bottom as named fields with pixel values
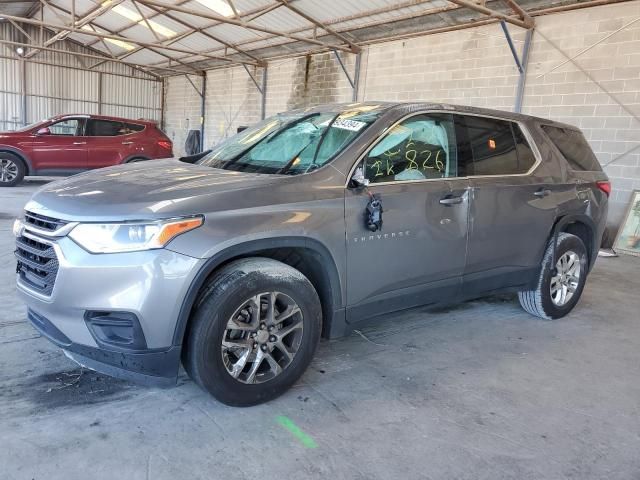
left=14, top=102, right=610, bottom=406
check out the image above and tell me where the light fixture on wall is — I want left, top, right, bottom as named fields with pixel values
left=15, top=47, right=24, bottom=56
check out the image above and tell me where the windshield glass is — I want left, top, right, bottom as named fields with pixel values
left=14, top=120, right=47, bottom=133
left=197, top=106, right=383, bottom=175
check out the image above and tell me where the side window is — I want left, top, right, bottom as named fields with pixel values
left=456, top=115, right=536, bottom=176
left=459, top=116, right=519, bottom=175
left=124, top=123, right=145, bottom=133
left=87, top=119, right=125, bottom=136
left=541, top=125, right=602, bottom=172
left=48, top=119, right=81, bottom=136
left=364, top=113, right=457, bottom=184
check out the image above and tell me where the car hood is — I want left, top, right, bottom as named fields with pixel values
left=25, top=159, right=283, bottom=221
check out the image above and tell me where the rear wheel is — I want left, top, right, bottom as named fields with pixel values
left=518, top=233, right=588, bottom=320
left=0, top=152, right=25, bottom=187
left=183, top=258, right=322, bottom=406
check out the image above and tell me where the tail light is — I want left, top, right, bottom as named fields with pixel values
left=596, top=180, right=611, bottom=197
left=157, top=140, right=172, bottom=150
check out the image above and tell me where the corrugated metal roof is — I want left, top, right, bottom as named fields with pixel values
left=0, top=0, right=621, bottom=77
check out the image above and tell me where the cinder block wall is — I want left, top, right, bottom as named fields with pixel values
left=163, top=1, right=640, bottom=234
left=163, top=75, right=204, bottom=157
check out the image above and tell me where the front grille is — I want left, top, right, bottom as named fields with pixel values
left=15, top=234, right=59, bottom=296
left=24, top=211, right=68, bottom=232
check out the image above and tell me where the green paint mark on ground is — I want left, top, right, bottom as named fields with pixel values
left=276, top=415, right=318, bottom=449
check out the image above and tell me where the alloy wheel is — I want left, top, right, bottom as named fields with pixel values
left=221, top=291, right=304, bottom=384
left=550, top=250, right=582, bottom=306
left=0, top=159, right=18, bottom=183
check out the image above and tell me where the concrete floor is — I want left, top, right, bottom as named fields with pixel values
left=1, top=179, right=639, bottom=480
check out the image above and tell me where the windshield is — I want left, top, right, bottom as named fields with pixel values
left=197, top=106, right=383, bottom=175
left=13, top=120, right=47, bottom=133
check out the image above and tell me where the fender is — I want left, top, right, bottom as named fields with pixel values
left=546, top=213, right=598, bottom=269
left=0, top=146, right=33, bottom=174
left=171, top=236, right=344, bottom=346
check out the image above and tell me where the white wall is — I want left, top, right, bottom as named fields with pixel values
left=163, top=1, right=640, bottom=234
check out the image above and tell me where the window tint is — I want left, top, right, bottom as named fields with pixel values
left=124, top=123, right=145, bottom=133
left=460, top=116, right=519, bottom=175
left=541, top=125, right=602, bottom=171
left=49, top=119, right=81, bottom=136
left=455, top=116, right=536, bottom=176
left=87, top=119, right=125, bottom=136
left=364, top=113, right=457, bottom=184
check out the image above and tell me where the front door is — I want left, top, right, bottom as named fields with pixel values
left=345, top=112, right=470, bottom=322
left=28, top=117, right=87, bottom=171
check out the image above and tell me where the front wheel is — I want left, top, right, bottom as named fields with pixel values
left=518, top=232, right=588, bottom=320
left=0, top=153, right=25, bottom=187
left=183, top=258, right=322, bottom=406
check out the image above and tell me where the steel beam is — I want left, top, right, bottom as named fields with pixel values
left=0, top=39, right=186, bottom=78
left=20, top=58, right=27, bottom=126
left=352, top=52, right=361, bottom=102
left=499, top=20, right=533, bottom=113
left=501, top=0, right=534, bottom=27
left=97, top=71, right=103, bottom=114
left=25, top=0, right=125, bottom=58
left=515, top=28, right=533, bottom=113
left=135, top=0, right=352, bottom=53
left=446, top=0, right=529, bottom=29
left=0, top=13, right=259, bottom=66
left=200, top=73, right=206, bottom=151
left=500, top=20, right=523, bottom=74
left=277, top=0, right=360, bottom=53
left=260, top=67, right=267, bottom=120
left=141, top=3, right=263, bottom=65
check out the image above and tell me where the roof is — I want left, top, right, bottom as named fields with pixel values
left=49, top=113, right=158, bottom=124
left=0, top=0, right=632, bottom=78
left=293, top=101, right=580, bottom=129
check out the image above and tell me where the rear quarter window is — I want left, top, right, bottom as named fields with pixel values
left=541, top=125, right=602, bottom=172
left=125, top=123, right=145, bottom=133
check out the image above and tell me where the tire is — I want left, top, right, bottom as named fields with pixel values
left=518, top=232, right=588, bottom=320
left=0, top=152, right=26, bottom=187
left=183, top=258, right=322, bottom=406
left=126, top=157, right=147, bottom=163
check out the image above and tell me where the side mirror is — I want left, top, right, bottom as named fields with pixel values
left=36, top=127, right=51, bottom=136
left=350, top=166, right=369, bottom=189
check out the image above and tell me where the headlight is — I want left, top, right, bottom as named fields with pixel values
left=13, top=218, right=24, bottom=237
left=68, top=216, right=203, bottom=253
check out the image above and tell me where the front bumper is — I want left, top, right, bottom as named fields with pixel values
left=17, top=234, right=203, bottom=385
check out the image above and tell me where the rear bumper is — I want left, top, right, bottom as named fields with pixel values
left=28, top=308, right=179, bottom=387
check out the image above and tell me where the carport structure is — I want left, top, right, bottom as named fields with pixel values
left=0, top=0, right=625, bottom=104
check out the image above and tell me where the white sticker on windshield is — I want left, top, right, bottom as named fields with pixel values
left=333, top=118, right=367, bottom=131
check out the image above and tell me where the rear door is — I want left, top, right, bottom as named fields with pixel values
left=28, top=117, right=87, bottom=171
left=85, top=119, right=128, bottom=168
left=345, top=112, right=470, bottom=320
left=456, top=114, right=558, bottom=294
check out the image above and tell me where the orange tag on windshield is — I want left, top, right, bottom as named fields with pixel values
left=488, top=139, right=496, bottom=149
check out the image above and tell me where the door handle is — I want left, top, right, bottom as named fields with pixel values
left=439, top=196, right=464, bottom=206
left=72, top=141, right=86, bottom=145
left=122, top=141, right=134, bottom=145
left=534, top=189, right=551, bottom=198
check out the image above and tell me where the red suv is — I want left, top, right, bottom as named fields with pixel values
left=0, top=114, right=173, bottom=187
